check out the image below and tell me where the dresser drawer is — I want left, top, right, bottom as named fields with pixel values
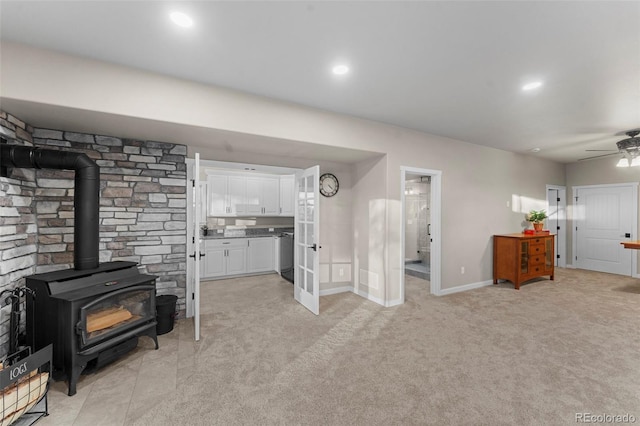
left=529, top=255, right=545, bottom=266
left=528, top=243, right=545, bottom=255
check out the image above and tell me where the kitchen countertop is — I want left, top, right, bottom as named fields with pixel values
left=202, top=233, right=276, bottom=240
left=201, top=227, right=293, bottom=240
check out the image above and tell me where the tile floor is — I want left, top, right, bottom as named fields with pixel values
left=38, top=313, right=194, bottom=426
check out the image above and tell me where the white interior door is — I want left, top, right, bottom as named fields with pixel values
left=193, top=153, right=201, bottom=340
left=575, top=184, right=637, bottom=275
left=547, top=186, right=566, bottom=267
left=294, top=166, right=320, bottom=315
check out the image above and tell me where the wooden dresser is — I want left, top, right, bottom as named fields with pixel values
left=493, top=233, right=555, bottom=289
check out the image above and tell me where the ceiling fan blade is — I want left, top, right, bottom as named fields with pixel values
left=578, top=152, right=620, bottom=161
left=585, top=149, right=617, bottom=152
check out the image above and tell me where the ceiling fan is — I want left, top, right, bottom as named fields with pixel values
left=578, top=130, right=640, bottom=166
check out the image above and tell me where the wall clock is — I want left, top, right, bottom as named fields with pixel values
left=319, top=173, right=339, bottom=197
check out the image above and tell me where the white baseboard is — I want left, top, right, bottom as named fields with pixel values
left=565, top=263, right=576, bottom=269
left=385, top=298, right=404, bottom=307
left=319, top=286, right=353, bottom=296
left=438, top=279, right=493, bottom=296
left=355, top=288, right=385, bottom=306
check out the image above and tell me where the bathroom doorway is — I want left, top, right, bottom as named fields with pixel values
left=400, top=166, right=441, bottom=301
left=404, top=176, right=431, bottom=281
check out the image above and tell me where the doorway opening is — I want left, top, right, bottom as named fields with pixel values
left=404, top=176, right=431, bottom=281
left=400, top=167, right=442, bottom=301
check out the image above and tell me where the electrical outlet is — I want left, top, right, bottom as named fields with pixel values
left=507, top=201, right=510, bottom=208
left=339, top=267, right=344, bottom=277
left=460, top=266, right=465, bottom=274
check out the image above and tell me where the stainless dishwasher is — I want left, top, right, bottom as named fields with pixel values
left=280, top=232, right=294, bottom=284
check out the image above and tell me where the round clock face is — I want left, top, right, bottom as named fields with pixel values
left=319, top=173, right=339, bottom=197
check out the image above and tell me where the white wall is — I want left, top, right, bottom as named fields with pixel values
left=1, top=41, right=566, bottom=303
left=565, top=155, right=640, bottom=266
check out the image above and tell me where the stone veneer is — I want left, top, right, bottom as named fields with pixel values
left=0, top=111, right=38, bottom=358
left=0, top=110, right=187, bottom=356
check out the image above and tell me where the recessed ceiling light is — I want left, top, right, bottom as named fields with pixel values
left=170, top=12, right=193, bottom=28
left=332, top=65, right=350, bottom=75
left=530, top=148, right=541, bottom=153
left=522, top=81, right=543, bottom=91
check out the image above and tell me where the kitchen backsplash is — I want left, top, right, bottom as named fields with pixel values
left=205, top=216, right=294, bottom=229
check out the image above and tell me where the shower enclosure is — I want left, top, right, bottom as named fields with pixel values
left=404, top=178, right=430, bottom=280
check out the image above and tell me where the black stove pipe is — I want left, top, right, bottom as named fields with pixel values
left=1, top=144, right=100, bottom=270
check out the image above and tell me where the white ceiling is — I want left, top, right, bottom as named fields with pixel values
left=1, top=1, right=639, bottom=164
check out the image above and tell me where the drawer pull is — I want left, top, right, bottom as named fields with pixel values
left=222, top=242, right=231, bottom=245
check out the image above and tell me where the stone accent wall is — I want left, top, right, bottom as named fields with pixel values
left=0, top=111, right=37, bottom=358
left=31, top=129, right=188, bottom=313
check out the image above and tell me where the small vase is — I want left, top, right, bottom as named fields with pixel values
left=533, top=222, right=543, bottom=231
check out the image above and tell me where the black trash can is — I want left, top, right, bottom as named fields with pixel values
left=156, top=294, right=178, bottom=335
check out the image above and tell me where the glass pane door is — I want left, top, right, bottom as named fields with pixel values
left=294, top=166, right=320, bottom=315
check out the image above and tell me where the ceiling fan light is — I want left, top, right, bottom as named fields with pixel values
left=616, top=157, right=630, bottom=168
left=630, top=157, right=640, bottom=167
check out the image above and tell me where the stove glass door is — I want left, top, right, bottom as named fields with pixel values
left=78, top=285, right=156, bottom=348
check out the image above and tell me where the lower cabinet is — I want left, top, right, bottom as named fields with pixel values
left=247, top=238, right=275, bottom=273
left=201, top=239, right=247, bottom=279
left=201, top=237, right=275, bottom=279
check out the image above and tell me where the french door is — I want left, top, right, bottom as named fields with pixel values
left=294, top=166, right=320, bottom=315
left=193, top=153, right=202, bottom=340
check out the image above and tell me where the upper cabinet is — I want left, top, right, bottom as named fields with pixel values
left=279, top=175, right=295, bottom=216
left=246, top=176, right=279, bottom=215
left=206, top=171, right=292, bottom=217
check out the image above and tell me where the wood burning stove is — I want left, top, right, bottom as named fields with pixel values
left=1, top=142, right=161, bottom=396
left=26, top=262, right=158, bottom=396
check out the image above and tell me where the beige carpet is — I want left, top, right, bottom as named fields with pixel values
left=41, top=269, right=640, bottom=425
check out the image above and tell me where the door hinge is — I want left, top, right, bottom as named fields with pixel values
left=557, top=254, right=560, bottom=259
left=575, top=196, right=578, bottom=202
left=192, top=293, right=195, bottom=300
left=576, top=226, right=578, bottom=231
left=557, top=197, right=561, bottom=202
left=576, top=256, right=578, bottom=261
left=191, top=179, right=195, bottom=187
left=557, top=226, right=560, bottom=230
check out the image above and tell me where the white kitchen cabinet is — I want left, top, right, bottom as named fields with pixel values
left=207, top=174, right=228, bottom=216
left=226, top=245, right=247, bottom=275
left=200, top=237, right=277, bottom=279
left=279, top=175, right=295, bottom=216
left=227, top=175, right=247, bottom=215
left=206, top=173, right=247, bottom=216
left=246, top=176, right=280, bottom=216
left=247, top=237, right=275, bottom=273
left=201, top=238, right=247, bottom=278
left=202, top=246, right=225, bottom=278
